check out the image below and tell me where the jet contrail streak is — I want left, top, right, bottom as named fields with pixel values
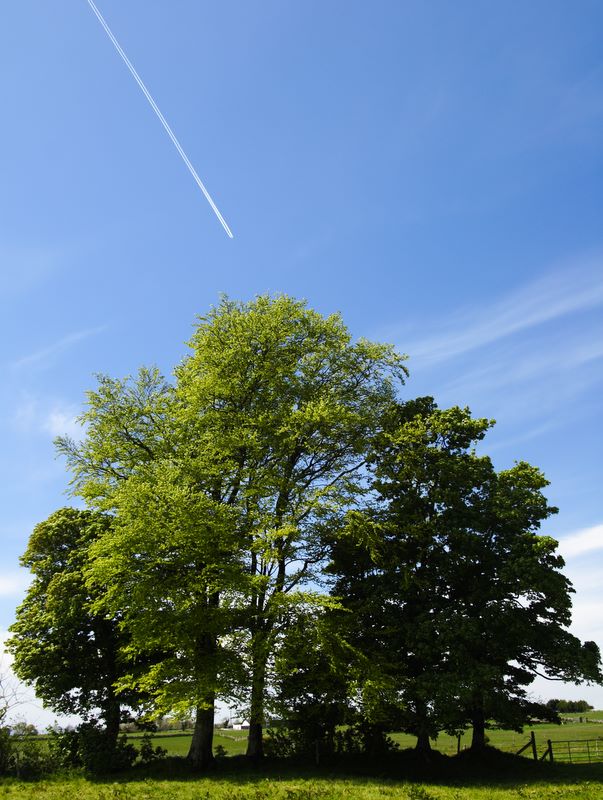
left=86, top=0, right=234, bottom=238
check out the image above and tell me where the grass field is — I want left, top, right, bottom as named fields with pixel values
left=3, top=718, right=603, bottom=798
left=127, top=729, right=250, bottom=758
left=132, top=718, right=603, bottom=762
left=391, top=719, right=603, bottom=759
left=2, top=761, right=603, bottom=800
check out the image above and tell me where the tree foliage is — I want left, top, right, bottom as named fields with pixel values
left=10, top=296, right=602, bottom=771
left=175, top=295, right=408, bottom=757
left=329, top=398, right=602, bottom=751
left=7, top=508, right=138, bottom=744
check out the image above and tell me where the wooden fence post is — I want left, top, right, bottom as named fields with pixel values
left=530, top=730, right=537, bottom=761
left=547, top=739, right=554, bottom=762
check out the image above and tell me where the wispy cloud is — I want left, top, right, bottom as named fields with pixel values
left=558, top=524, right=603, bottom=560
left=11, top=326, right=106, bottom=370
left=0, top=572, right=30, bottom=598
left=13, top=396, right=84, bottom=440
left=403, top=258, right=603, bottom=364
left=42, top=406, right=82, bottom=439
left=438, top=324, right=603, bottom=412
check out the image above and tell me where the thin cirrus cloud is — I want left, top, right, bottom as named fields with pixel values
left=403, top=257, right=603, bottom=365
left=13, top=397, right=82, bottom=440
left=0, top=572, right=30, bottom=598
left=558, top=524, right=603, bottom=560
left=438, top=326, right=603, bottom=406
left=42, top=406, right=82, bottom=439
left=10, top=325, right=106, bottom=370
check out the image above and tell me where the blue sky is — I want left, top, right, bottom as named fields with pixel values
left=1, top=0, right=602, bottom=724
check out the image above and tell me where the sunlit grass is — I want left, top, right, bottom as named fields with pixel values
left=1, top=772, right=603, bottom=800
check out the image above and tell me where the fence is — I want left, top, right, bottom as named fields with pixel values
left=548, top=738, right=603, bottom=764
left=515, top=731, right=603, bottom=764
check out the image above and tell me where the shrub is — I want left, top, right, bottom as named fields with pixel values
left=138, top=732, right=167, bottom=764
left=0, top=727, right=11, bottom=775
left=48, top=721, right=138, bottom=774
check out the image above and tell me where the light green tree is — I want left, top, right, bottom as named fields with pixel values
left=58, top=295, right=407, bottom=764
left=57, top=368, right=243, bottom=769
left=175, top=295, right=407, bottom=757
left=89, top=463, right=249, bottom=769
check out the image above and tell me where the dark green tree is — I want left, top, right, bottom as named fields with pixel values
left=330, top=398, right=602, bottom=752
left=546, top=699, right=594, bottom=714
left=270, top=606, right=353, bottom=758
left=7, top=508, right=138, bottom=748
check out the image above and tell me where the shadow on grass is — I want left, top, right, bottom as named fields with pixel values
left=85, top=747, right=603, bottom=789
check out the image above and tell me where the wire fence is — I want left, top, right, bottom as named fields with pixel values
left=549, top=738, right=603, bottom=764
left=513, top=732, right=603, bottom=764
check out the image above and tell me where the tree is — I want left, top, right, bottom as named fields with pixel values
left=88, top=462, right=249, bottom=769
left=546, top=698, right=594, bottom=714
left=57, top=369, right=241, bottom=769
left=58, top=295, right=407, bottom=764
left=270, top=605, right=353, bottom=758
left=7, top=508, right=139, bottom=748
left=175, top=295, right=407, bottom=758
left=0, top=670, right=23, bottom=775
left=330, top=398, right=602, bottom=752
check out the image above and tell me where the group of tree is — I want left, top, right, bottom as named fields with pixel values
left=6, top=295, right=602, bottom=770
left=545, top=699, right=594, bottom=715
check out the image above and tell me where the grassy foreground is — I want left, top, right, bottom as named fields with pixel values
left=2, top=755, right=603, bottom=800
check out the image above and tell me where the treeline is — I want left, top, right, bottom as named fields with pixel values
left=545, top=699, right=594, bottom=714
left=7, top=296, right=602, bottom=770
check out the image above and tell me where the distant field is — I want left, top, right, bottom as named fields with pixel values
left=128, top=728, right=249, bottom=757
left=392, top=718, right=603, bottom=759
left=131, top=717, right=603, bottom=761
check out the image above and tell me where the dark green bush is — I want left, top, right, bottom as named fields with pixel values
left=48, top=722, right=138, bottom=774
left=0, top=727, right=11, bottom=774
left=138, top=732, right=167, bottom=764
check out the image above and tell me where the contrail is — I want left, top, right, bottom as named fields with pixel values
left=85, top=0, right=234, bottom=238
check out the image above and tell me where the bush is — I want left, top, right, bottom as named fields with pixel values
left=0, top=728, right=58, bottom=778
left=48, top=721, right=138, bottom=774
left=138, top=732, right=167, bottom=764
left=0, top=727, right=10, bottom=775
left=10, top=736, right=57, bottom=778
left=265, top=721, right=399, bottom=761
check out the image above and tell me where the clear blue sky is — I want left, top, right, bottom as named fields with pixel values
left=1, top=0, right=602, bottom=723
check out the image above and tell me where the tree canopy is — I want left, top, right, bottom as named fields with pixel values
left=7, top=508, right=139, bottom=745
left=10, top=296, right=602, bottom=771
left=329, top=398, right=602, bottom=751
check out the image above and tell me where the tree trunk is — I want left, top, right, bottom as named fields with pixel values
left=188, top=700, right=216, bottom=770
left=103, top=693, right=121, bottom=749
left=246, top=637, right=267, bottom=759
left=415, top=730, right=432, bottom=753
left=97, top=618, right=121, bottom=749
left=413, top=699, right=432, bottom=754
left=470, top=704, right=486, bottom=752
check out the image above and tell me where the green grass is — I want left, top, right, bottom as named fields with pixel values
left=129, top=719, right=603, bottom=761
left=2, top=760, right=603, bottom=800
left=391, top=719, right=603, bottom=758
left=126, top=729, right=249, bottom=758
left=5, top=718, right=603, bottom=798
